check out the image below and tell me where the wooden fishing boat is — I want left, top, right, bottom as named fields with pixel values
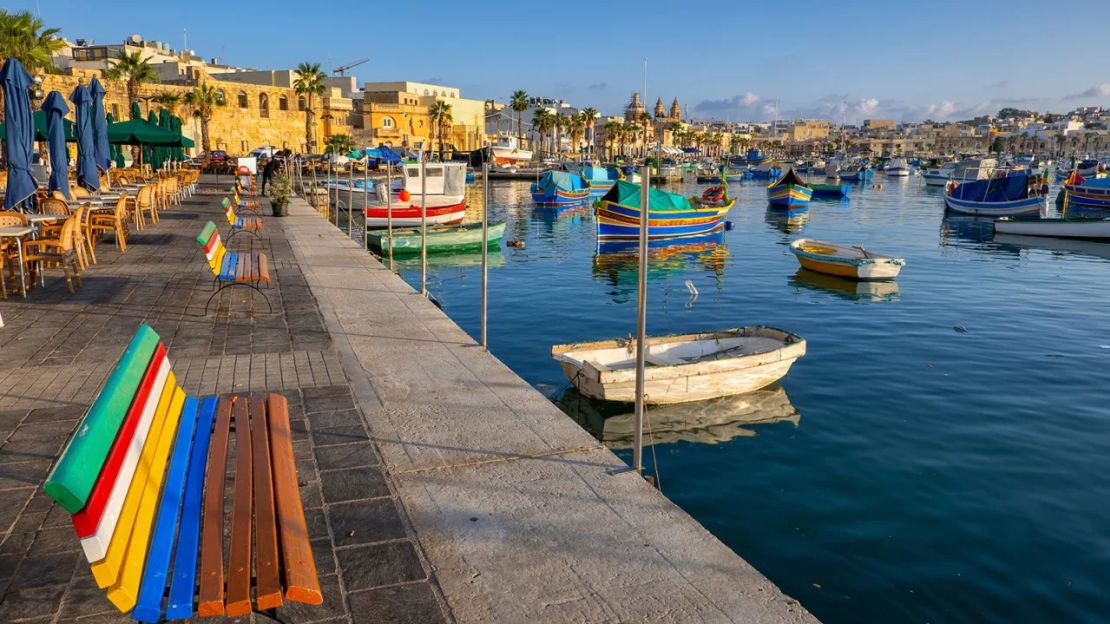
left=531, top=170, right=590, bottom=205
left=367, top=222, right=506, bottom=254
left=767, top=168, right=812, bottom=209
left=944, top=172, right=1045, bottom=216
left=884, top=158, right=910, bottom=177
left=551, top=327, right=806, bottom=404
left=1060, top=174, right=1110, bottom=209
left=363, top=200, right=466, bottom=227
left=809, top=183, right=852, bottom=198
left=993, top=216, right=1110, bottom=239
left=582, top=165, right=621, bottom=196
left=789, top=238, right=905, bottom=280
left=359, top=161, right=467, bottom=227
left=595, top=181, right=731, bottom=241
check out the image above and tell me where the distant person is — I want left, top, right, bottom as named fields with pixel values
left=261, top=157, right=282, bottom=194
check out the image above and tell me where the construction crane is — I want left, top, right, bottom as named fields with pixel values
left=332, top=58, right=369, bottom=76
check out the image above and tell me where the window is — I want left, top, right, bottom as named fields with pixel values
left=279, top=95, right=289, bottom=111
left=381, top=116, right=394, bottom=129
left=237, top=91, right=248, bottom=108
left=259, top=93, right=269, bottom=118
left=297, top=95, right=306, bottom=111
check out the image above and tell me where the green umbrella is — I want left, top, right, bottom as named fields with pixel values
left=106, top=112, right=125, bottom=168
left=0, top=109, right=76, bottom=142
left=130, top=100, right=141, bottom=120
left=146, top=110, right=160, bottom=169
left=170, top=114, right=185, bottom=160
left=107, top=118, right=182, bottom=145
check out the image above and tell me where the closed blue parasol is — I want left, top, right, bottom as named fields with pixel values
left=0, top=58, right=37, bottom=209
left=40, top=91, right=70, bottom=200
left=70, top=83, right=98, bottom=191
left=89, top=77, right=111, bottom=172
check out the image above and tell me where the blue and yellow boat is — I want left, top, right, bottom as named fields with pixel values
left=1060, top=173, right=1110, bottom=209
left=582, top=165, right=621, bottom=196
left=595, top=181, right=732, bottom=241
left=531, top=171, right=591, bottom=206
left=767, top=168, right=812, bottom=209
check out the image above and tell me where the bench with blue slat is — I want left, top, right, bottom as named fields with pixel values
left=221, top=196, right=264, bottom=241
left=196, top=221, right=272, bottom=314
left=42, top=323, right=322, bottom=621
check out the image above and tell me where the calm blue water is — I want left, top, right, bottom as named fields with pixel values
left=386, top=174, right=1110, bottom=624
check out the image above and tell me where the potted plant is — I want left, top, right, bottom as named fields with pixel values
left=270, top=170, right=291, bottom=217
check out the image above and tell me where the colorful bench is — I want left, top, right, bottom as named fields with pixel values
left=221, top=196, right=264, bottom=243
left=196, top=221, right=272, bottom=315
left=42, top=324, right=321, bottom=621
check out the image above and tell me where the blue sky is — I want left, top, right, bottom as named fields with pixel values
left=15, top=0, right=1110, bottom=122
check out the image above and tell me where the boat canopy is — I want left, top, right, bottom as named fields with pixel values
left=771, top=167, right=809, bottom=188
left=536, top=170, right=587, bottom=194
left=949, top=172, right=1030, bottom=202
left=581, top=165, right=617, bottom=183
left=600, top=180, right=692, bottom=211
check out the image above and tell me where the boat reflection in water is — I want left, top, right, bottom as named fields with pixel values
left=993, top=233, right=1110, bottom=261
left=557, top=383, right=799, bottom=448
left=765, top=207, right=810, bottom=234
left=940, top=215, right=996, bottom=245
left=790, top=268, right=901, bottom=302
left=387, top=248, right=506, bottom=273
left=592, top=231, right=729, bottom=302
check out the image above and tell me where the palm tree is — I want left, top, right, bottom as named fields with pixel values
left=622, top=122, right=638, bottom=159
left=106, top=50, right=158, bottom=112
left=0, top=10, right=64, bottom=72
left=324, top=133, right=355, bottom=156
left=510, top=90, right=529, bottom=148
left=154, top=91, right=180, bottom=114
left=580, top=107, right=598, bottom=158
left=429, top=100, right=453, bottom=161
left=294, top=62, right=327, bottom=153
left=569, top=114, right=586, bottom=158
left=603, top=120, right=622, bottom=160
left=183, top=83, right=225, bottom=153
left=639, top=112, right=653, bottom=157
left=533, top=109, right=553, bottom=158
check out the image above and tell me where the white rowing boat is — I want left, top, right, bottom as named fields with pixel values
left=551, top=327, right=806, bottom=405
left=789, top=239, right=905, bottom=280
left=993, top=216, right=1110, bottom=239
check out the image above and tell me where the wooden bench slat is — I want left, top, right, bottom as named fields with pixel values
left=198, top=397, right=233, bottom=616
left=132, top=395, right=200, bottom=623
left=165, top=396, right=218, bottom=620
left=267, top=393, right=323, bottom=605
left=258, top=253, right=270, bottom=284
left=195, top=221, right=216, bottom=246
left=106, top=386, right=187, bottom=611
left=251, top=397, right=283, bottom=610
left=236, top=252, right=249, bottom=284
left=225, top=398, right=253, bottom=617
left=45, top=326, right=160, bottom=513
left=73, top=347, right=167, bottom=549
left=90, top=371, right=179, bottom=589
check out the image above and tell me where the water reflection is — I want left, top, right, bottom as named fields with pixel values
left=765, top=207, right=810, bottom=234
left=993, top=233, right=1110, bottom=261
left=388, top=248, right=506, bottom=273
left=940, top=215, right=996, bottom=246
left=593, top=232, right=729, bottom=302
left=789, top=268, right=901, bottom=302
left=557, top=384, right=799, bottom=448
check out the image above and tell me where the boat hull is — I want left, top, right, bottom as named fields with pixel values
left=885, top=168, right=910, bottom=177
left=944, top=194, right=1044, bottom=216
left=810, top=184, right=851, bottom=199
left=768, top=184, right=813, bottom=208
left=922, top=172, right=950, bottom=186
left=368, top=222, right=507, bottom=254
left=1061, top=183, right=1110, bottom=209
left=559, top=359, right=798, bottom=404
left=595, top=199, right=731, bottom=241
left=363, top=199, right=466, bottom=227
left=993, top=217, right=1110, bottom=239
left=531, top=187, right=591, bottom=205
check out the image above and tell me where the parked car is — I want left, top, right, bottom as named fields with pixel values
left=249, top=146, right=278, bottom=158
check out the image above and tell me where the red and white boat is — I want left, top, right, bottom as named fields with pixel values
left=360, top=162, right=467, bottom=227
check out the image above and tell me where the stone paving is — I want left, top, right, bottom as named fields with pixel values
left=0, top=183, right=450, bottom=623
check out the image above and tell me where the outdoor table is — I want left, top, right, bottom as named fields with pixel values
left=25, top=214, right=63, bottom=225
left=0, top=225, right=34, bottom=297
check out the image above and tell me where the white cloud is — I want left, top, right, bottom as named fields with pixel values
left=1065, top=83, right=1110, bottom=100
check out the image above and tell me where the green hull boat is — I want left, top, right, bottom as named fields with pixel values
left=368, top=222, right=506, bottom=254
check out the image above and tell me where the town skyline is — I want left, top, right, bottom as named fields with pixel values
left=9, top=0, right=1110, bottom=124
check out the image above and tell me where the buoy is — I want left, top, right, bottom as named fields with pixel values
left=507, top=239, right=525, bottom=248
left=724, top=220, right=734, bottom=231
left=398, top=189, right=411, bottom=202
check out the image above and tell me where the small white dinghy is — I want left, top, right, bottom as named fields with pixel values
left=790, top=239, right=905, bottom=281
left=551, top=327, right=806, bottom=405
left=993, top=216, right=1110, bottom=239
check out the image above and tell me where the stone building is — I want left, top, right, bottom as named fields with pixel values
left=357, top=81, right=487, bottom=153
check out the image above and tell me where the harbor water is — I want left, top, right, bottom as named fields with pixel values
left=384, top=174, right=1110, bottom=623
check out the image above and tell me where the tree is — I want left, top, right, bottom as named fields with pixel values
left=568, top=114, right=586, bottom=158
left=324, top=133, right=355, bottom=156
left=580, top=107, right=598, bottom=158
left=154, top=91, right=180, bottom=114
left=106, top=50, right=158, bottom=111
left=532, top=109, right=554, bottom=158
left=429, top=100, right=453, bottom=161
left=183, top=82, right=225, bottom=153
left=603, top=120, right=623, bottom=160
left=0, top=10, right=64, bottom=73
left=510, top=90, right=529, bottom=148
left=294, top=62, right=327, bottom=153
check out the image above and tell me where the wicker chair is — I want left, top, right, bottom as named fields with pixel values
left=23, top=213, right=83, bottom=294
left=89, top=192, right=129, bottom=256
left=0, top=211, right=29, bottom=298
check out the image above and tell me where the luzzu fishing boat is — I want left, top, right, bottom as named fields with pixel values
left=595, top=181, right=732, bottom=241
left=582, top=165, right=621, bottom=196
left=809, top=183, right=852, bottom=198
left=1060, top=173, right=1110, bottom=209
left=943, top=171, right=1045, bottom=216
left=367, top=222, right=507, bottom=254
left=789, top=239, right=905, bottom=280
left=531, top=171, right=591, bottom=206
left=767, top=168, right=812, bottom=209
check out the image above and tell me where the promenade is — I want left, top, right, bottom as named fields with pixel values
left=0, top=178, right=817, bottom=623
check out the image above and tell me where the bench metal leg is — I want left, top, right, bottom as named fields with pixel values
left=204, top=281, right=273, bottom=315
left=226, top=227, right=265, bottom=248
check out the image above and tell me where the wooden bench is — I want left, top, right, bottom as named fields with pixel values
left=221, top=196, right=264, bottom=243
left=42, top=324, right=322, bottom=621
left=197, top=221, right=272, bottom=315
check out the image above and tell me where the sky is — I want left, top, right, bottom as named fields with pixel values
left=11, top=0, right=1110, bottom=123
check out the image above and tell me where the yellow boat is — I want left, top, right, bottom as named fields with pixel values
left=789, top=238, right=905, bottom=281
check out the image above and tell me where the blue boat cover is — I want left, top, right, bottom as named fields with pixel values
left=950, top=173, right=1029, bottom=202
left=581, top=165, right=610, bottom=183
left=536, top=170, right=587, bottom=194
left=364, top=144, right=402, bottom=164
